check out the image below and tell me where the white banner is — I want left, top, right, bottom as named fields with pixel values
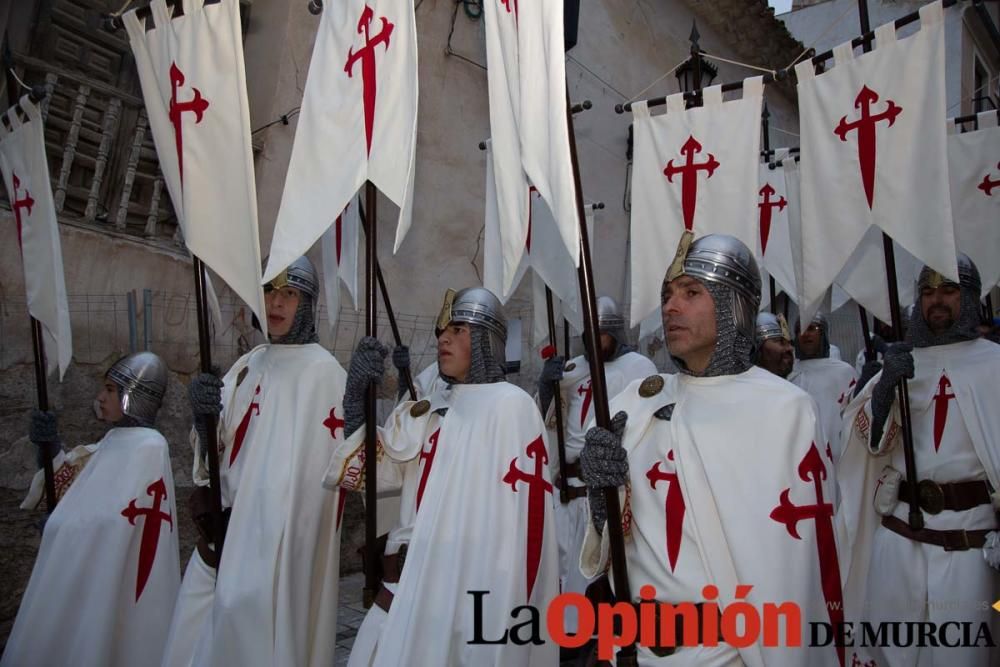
left=482, top=0, right=531, bottom=296
left=757, top=156, right=797, bottom=300
left=124, top=0, right=267, bottom=335
left=320, top=195, right=361, bottom=332
left=948, top=112, right=1000, bottom=294
left=516, top=0, right=580, bottom=281
left=796, top=0, right=955, bottom=321
left=0, top=97, right=72, bottom=379
left=629, top=78, right=764, bottom=327
left=265, top=0, right=418, bottom=283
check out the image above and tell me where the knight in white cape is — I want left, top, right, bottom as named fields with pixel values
left=789, top=313, right=858, bottom=463
left=3, top=352, right=180, bottom=667
left=837, top=254, right=1000, bottom=667
left=579, top=235, right=843, bottom=666
left=161, top=256, right=347, bottom=667
left=754, top=312, right=795, bottom=380
left=535, top=295, right=656, bottom=635
left=324, top=287, right=559, bottom=666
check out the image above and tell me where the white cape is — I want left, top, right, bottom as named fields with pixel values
left=176, top=343, right=347, bottom=667
left=837, top=338, right=1000, bottom=626
left=3, top=428, right=180, bottom=667
left=582, top=369, right=841, bottom=667
left=326, top=382, right=559, bottom=665
left=789, top=357, right=858, bottom=462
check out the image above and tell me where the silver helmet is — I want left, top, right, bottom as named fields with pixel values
left=264, top=255, right=319, bottom=300
left=440, top=287, right=508, bottom=343
left=677, top=234, right=761, bottom=343
left=106, top=351, right=167, bottom=426
left=597, top=296, right=626, bottom=346
left=917, top=252, right=981, bottom=295
left=755, top=312, right=790, bottom=347
left=437, top=286, right=508, bottom=382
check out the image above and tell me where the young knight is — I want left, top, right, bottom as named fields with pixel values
left=161, top=256, right=347, bottom=667
left=326, top=286, right=559, bottom=666
left=3, top=352, right=180, bottom=667
left=580, top=234, right=842, bottom=666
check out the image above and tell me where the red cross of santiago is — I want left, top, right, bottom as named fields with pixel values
left=932, top=372, right=955, bottom=453
left=345, top=5, right=395, bottom=157
left=663, top=135, right=720, bottom=232
left=577, top=379, right=593, bottom=428
left=646, top=451, right=685, bottom=572
left=770, top=443, right=845, bottom=667
left=757, top=183, right=786, bottom=254
left=324, top=406, right=345, bottom=440
left=978, top=161, right=999, bottom=197
left=500, top=0, right=518, bottom=21
left=11, top=172, right=34, bottom=252
left=502, top=436, right=552, bottom=598
left=168, top=62, right=209, bottom=187
left=834, top=85, right=902, bottom=210
left=121, top=477, right=173, bottom=602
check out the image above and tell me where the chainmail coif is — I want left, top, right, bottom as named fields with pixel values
left=670, top=280, right=754, bottom=377
left=907, top=283, right=981, bottom=348
left=269, top=292, right=319, bottom=345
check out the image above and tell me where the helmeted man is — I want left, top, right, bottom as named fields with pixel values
left=161, top=256, right=347, bottom=667
left=789, top=312, right=858, bottom=463
left=839, top=254, right=1000, bottom=667
left=754, top=312, right=794, bottom=379
left=536, top=295, right=656, bottom=636
left=580, top=234, right=841, bottom=666
left=325, top=286, right=558, bottom=666
left=3, top=352, right=180, bottom=667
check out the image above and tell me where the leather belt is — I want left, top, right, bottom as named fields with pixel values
left=881, top=515, right=992, bottom=551
left=554, top=480, right=588, bottom=502
left=381, top=546, right=406, bottom=584
left=898, top=478, right=993, bottom=515
left=636, top=602, right=724, bottom=656
left=564, top=460, right=582, bottom=479
left=374, top=585, right=394, bottom=612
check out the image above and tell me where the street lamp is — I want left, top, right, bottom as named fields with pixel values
left=674, top=21, right=718, bottom=97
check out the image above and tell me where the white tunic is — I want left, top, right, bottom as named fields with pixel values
left=163, top=343, right=347, bottom=667
left=3, top=428, right=180, bottom=667
left=789, top=356, right=858, bottom=463
left=581, top=369, right=841, bottom=667
left=325, top=381, right=559, bottom=666
left=838, top=338, right=1000, bottom=667
left=543, top=350, right=657, bottom=632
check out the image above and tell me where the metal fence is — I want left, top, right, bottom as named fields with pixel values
left=0, top=290, right=878, bottom=391
left=0, top=292, right=550, bottom=393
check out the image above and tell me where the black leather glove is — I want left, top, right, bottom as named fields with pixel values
left=870, top=342, right=914, bottom=445
left=580, top=410, right=629, bottom=533
left=855, top=360, right=883, bottom=398
left=189, top=372, right=223, bottom=445
left=344, top=336, right=388, bottom=438
left=392, top=345, right=410, bottom=371
left=536, top=355, right=565, bottom=414
left=29, top=409, right=61, bottom=469
left=392, top=346, right=411, bottom=401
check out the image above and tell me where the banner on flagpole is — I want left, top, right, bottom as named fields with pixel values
left=124, top=0, right=267, bottom=335
left=948, top=112, right=1000, bottom=295
left=0, top=96, right=72, bottom=379
left=796, top=0, right=955, bottom=322
left=265, top=0, right=418, bottom=284
left=629, top=78, right=764, bottom=327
